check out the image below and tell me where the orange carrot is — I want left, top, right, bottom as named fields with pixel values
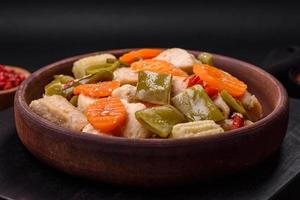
left=74, top=81, right=120, bottom=98
left=131, top=59, right=188, bottom=77
left=119, top=48, right=162, bottom=64
left=85, top=97, right=127, bottom=133
left=193, top=64, right=247, bottom=97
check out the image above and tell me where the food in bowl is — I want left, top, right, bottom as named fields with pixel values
left=0, top=64, right=26, bottom=90
left=29, top=48, right=263, bottom=139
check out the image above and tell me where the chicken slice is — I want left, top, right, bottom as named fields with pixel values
left=113, top=67, right=138, bottom=85
left=82, top=123, right=109, bottom=136
left=111, top=84, right=137, bottom=103
left=154, top=48, right=199, bottom=72
left=172, top=76, right=188, bottom=96
left=239, top=91, right=263, bottom=122
left=30, top=95, right=88, bottom=131
left=77, top=94, right=97, bottom=112
left=120, top=100, right=151, bottom=138
left=213, top=94, right=230, bottom=119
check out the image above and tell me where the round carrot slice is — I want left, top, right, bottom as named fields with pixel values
left=85, top=97, right=127, bottom=133
left=131, top=59, right=188, bottom=77
left=119, top=48, right=162, bottom=64
left=74, top=81, right=120, bottom=98
left=193, top=64, right=247, bottom=97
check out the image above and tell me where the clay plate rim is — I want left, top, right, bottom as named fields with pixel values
left=16, top=49, right=288, bottom=147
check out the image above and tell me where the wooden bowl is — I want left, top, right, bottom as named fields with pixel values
left=14, top=49, right=289, bottom=186
left=0, top=66, right=30, bottom=110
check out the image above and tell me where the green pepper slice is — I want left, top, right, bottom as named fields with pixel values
left=220, top=90, right=247, bottom=116
left=45, top=75, right=76, bottom=98
left=69, top=95, right=78, bottom=107
left=172, top=85, right=224, bottom=122
left=135, top=71, right=172, bottom=105
left=85, top=70, right=113, bottom=83
left=85, top=61, right=120, bottom=75
left=198, top=52, right=213, bottom=65
left=135, top=105, right=186, bottom=138
left=53, top=75, right=74, bottom=84
left=45, top=81, right=64, bottom=96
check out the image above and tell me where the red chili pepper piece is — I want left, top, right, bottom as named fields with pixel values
left=187, top=75, right=204, bottom=88
left=231, top=113, right=244, bottom=130
left=204, top=87, right=218, bottom=99
left=187, top=75, right=218, bottom=98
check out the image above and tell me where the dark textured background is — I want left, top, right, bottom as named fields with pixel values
left=1, top=2, right=300, bottom=69
left=1, top=1, right=300, bottom=199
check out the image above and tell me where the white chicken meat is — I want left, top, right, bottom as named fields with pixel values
left=113, top=67, right=138, bottom=85
left=120, top=99, right=151, bottom=139
left=30, top=95, right=88, bottom=131
left=111, top=84, right=137, bottom=103
left=77, top=94, right=98, bottom=112
left=154, top=48, right=199, bottom=72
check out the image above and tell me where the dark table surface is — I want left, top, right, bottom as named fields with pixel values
left=1, top=1, right=300, bottom=199
left=0, top=99, right=299, bottom=200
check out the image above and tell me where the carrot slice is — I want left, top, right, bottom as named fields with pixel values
left=131, top=59, right=188, bottom=77
left=119, top=48, right=162, bottom=64
left=74, top=81, right=120, bottom=98
left=85, top=97, right=127, bottom=133
left=193, top=64, right=247, bottom=97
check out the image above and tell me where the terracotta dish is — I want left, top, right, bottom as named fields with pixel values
left=14, top=49, right=289, bottom=186
left=0, top=66, right=30, bottom=110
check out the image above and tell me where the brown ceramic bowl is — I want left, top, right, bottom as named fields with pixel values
left=0, top=66, right=30, bottom=110
left=14, top=49, right=289, bottom=187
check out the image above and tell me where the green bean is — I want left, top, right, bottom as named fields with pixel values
left=86, top=70, right=114, bottom=83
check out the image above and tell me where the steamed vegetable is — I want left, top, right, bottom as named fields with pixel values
left=85, top=96, right=127, bottom=133
left=193, top=64, right=247, bottom=97
left=135, top=105, right=186, bottom=137
left=86, top=70, right=114, bottom=83
left=131, top=59, right=188, bottom=77
left=171, top=120, right=224, bottom=138
left=85, top=60, right=120, bottom=75
left=186, top=75, right=219, bottom=98
left=119, top=48, right=162, bottom=64
left=172, top=85, right=224, bottom=122
left=135, top=71, right=172, bottom=105
left=72, top=54, right=116, bottom=78
left=230, top=113, right=245, bottom=130
left=74, top=81, right=120, bottom=98
left=53, top=75, right=74, bottom=84
left=220, top=90, right=247, bottom=116
left=44, top=75, right=74, bottom=98
left=69, top=95, right=78, bottom=106
left=198, top=52, right=213, bottom=65
left=32, top=47, right=264, bottom=139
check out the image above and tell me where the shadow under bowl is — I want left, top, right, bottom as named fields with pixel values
left=14, top=49, right=289, bottom=186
